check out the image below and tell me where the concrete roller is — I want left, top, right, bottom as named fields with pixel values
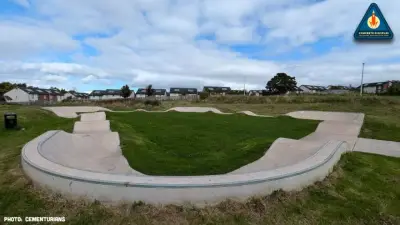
left=80, top=112, right=107, bottom=122
left=73, top=120, right=111, bottom=133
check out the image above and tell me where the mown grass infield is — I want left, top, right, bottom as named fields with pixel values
left=0, top=103, right=399, bottom=225
left=108, top=112, right=318, bottom=175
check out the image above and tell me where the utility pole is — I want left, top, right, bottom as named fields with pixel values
left=243, top=76, right=246, bottom=96
left=360, top=63, right=365, bottom=96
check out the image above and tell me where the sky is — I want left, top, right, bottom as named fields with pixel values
left=0, top=0, right=399, bottom=93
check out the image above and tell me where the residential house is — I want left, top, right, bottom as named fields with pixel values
left=169, top=88, right=198, bottom=97
left=3, top=87, right=56, bottom=103
left=89, top=89, right=124, bottom=100
left=103, top=89, right=123, bottom=99
left=64, top=91, right=90, bottom=100
left=203, top=86, right=231, bottom=95
left=89, top=90, right=106, bottom=100
left=153, top=89, right=167, bottom=99
left=299, top=85, right=327, bottom=93
left=135, top=88, right=167, bottom=99
left=135, top=88, right=147, bottom=98
left=248, top=90, right=264, bottom=96
left=42, top=89, right=64, bottom=101
left=286, top=87, right=304, bottom=94
left=326, top=85, right=352, bottom=94
left=358, top=80, right=399, bottom=94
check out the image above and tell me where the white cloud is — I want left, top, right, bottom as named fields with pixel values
left=0, top=21, right=78, bottom=60
left=0, top=0, right=399, bottom=91
left=42, top=74, right=68, bottom=83
left=11, top=0, right=30, bottom=8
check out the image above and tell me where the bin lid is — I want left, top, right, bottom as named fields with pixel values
left=4, top=112, right=17, bottom=116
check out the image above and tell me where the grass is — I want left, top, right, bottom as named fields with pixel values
left=0, top=103, right=399, bottom=224
left=108, top=112, right=318, bottom=175
left=98, top=97, right=400, bottom=142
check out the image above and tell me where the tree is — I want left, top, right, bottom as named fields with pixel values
left=0, top=82, right=14, bottom=93
left=120, top=84, right=132, bottom=98
left=387, top=82, right=400, bottom=95
left=266, top=73, right=297, bottom=94
left=0, top=82, right=27, bottom=93
left=145, top=84, right=154, bottom=97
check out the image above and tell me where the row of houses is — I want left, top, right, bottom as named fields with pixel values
left=298, top=80, right=399, bottom=94
left=3, top=80, right=397, bottom=103
left=244, top=81, right=399, bottom=96
left=87, top=87, right=230, bottom=100
left=3, top=87, right=89, bottom=103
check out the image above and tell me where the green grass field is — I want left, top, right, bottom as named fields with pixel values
left=0, top=102, right=399, bottom=225
left=108, top=112, right=318, bottom=175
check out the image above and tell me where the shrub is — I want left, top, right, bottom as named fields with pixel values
left=144, top=99, right=161, bottom=106
left=199, top=92, right=209, bottom=100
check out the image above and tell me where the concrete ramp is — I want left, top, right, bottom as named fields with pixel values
left=230, top=138, right=326, bottom=174
left=73, top=120, right=111, bottom=133
left=166, top=107, right=229, bottom=114
left=80, top=112, right=107, bottom=122
left=38, top=131, right=141, bottom=175
left=287, top=111, right=364, bottom=124
left=43, top=106, right=111, bottom=118
left=353, top=138, right=400, bottom=157
left=315, top=121, right=362, bottom=136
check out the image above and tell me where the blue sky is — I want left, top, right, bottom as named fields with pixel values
left=0, top=0, right=399, bottom=92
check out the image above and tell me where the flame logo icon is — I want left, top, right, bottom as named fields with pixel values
left=367, top=10, right=380, bottom=29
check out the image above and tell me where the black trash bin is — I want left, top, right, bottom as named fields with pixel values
left=4, top=112, right=17, bottom=129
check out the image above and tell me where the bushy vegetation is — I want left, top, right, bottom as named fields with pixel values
left=198, top=92, right=209, bottom=100
left=381, top=83, right=400, bottom=96
left=202, top=93, right=400, bottom=105
left=144, top=99, right=161, bottom=106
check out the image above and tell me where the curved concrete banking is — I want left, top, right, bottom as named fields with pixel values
left=43, top=106, right=272, bottom=118
left=31, top=106, right=400, bottom=205
left=22, top=131, right=347, bottom=205
left=38, top=131, right=140, bottom=175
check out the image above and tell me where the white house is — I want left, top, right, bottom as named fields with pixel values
left=89, top=90, right=105, bottom=100
left=3, top=87, right=69, bottom=103
left=169, top=88, right=198, bottom=97
left=64, top=91, right=89, bottom=100
left=102, top=89, right=123, bottom=99
left=4, top=87, right=37, bottom=102
left=153, top=89, right=167, bottom=99
left=248, top=90, right=263, bottom=96
left=89, top=89, right=133, bottom=100
left=299, top=85, right=327, bottom=93
left=203, top=86, right=231, bottom=95
left=358, top=80, right=399, bottom=94
left=135, top=89, right=147, bottom=98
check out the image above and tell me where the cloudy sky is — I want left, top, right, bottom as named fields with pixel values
left=0, top=0, right=399, bottom=92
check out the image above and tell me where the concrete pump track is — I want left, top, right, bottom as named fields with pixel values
left=21, top=106, right=400, bottom=206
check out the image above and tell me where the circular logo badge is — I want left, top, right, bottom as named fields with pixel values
left=367, top=11, right=380, bottom=29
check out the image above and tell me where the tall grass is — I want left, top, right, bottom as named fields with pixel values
left=202, top=94, right=400, bottom=105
